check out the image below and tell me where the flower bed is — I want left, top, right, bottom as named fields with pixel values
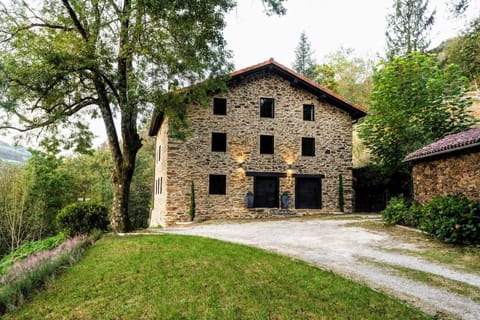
left=0, top=231, right=101, bottom=315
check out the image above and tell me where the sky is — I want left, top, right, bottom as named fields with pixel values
left=1, top=0, right=479, bottom=147
left=225, top=0, right=479, bottom=69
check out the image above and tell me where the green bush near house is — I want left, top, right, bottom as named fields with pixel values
left=57, top=202, right=109, bottom=237
left=382, top=195, right=480, bottom=245
left=420, top=195, right=480, bottom=245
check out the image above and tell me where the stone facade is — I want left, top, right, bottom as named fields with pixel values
left=412, top=151, right=480, bottom=204
left=150, top=61, right=365, bottom=227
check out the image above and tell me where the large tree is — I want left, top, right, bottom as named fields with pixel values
left=358, top=52, right=475, bottom=175
left=385, top=0, right=436, bottom=58
left=0, top=0, right=286, bottom=232
left=292, top=31, right=317, bottom=79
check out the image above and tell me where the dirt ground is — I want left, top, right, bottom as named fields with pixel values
left=158, top=215, right=480, bottom=320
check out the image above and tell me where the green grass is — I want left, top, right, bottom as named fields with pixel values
left=4, top=235, right=430, bottom=319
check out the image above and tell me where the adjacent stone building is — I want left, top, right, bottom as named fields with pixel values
left=404, top=127, right=480, bottom=204
left=149, top=59, right=367, bottom=227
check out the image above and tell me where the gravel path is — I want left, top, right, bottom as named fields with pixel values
left=160, top=217, right=480, bottom=320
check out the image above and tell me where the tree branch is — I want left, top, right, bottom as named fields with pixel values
left=61, top=0, right=89, bottom=41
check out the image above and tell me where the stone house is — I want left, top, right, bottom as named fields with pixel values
left=148, top=59, right=367, bottom=227
left=403, top=127, right=480, bottom=204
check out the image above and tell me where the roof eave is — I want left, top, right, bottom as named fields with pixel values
left=403, top=141, right=480, bottom=163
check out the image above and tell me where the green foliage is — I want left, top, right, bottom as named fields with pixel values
left=338, top=174, right=345, bottom=212
left=62, top=132, right=154, bottom=229
left=445, top=17, right=480, bottom=83
left=0, top=232, right=101, bottom=316
left=382, top=197, right=411, bottom=225
left=57, top=202, right=109, bottom=237
left=420, top=195, right=480, bottom=245
left=0, top=234, right=66, bottom=276
left=189, top=181, right=196, bottom=222
left=317, top=47, right=375, bottom=107
left=359, top=52, right=475, bottom=175
left=292, top=32, right=317, bottom=79
left=24, top=150, right=76, bottom=236
left=382, top=197, right=422, bottom=227
left=386, top=0, right=435, bottom=57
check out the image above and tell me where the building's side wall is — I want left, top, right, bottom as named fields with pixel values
left=412, top=151, right=480, bottom=204
left=161, top=71, right=354, bottom=225
left=149, top=119, right=169, bottom=227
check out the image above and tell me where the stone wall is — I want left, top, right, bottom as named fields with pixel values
left=412, top=150, right=480, bottom=204
left=150, top=71, right=354, bottom=227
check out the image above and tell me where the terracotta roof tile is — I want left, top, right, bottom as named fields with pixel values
left=404, top=127, right=480, bottom=162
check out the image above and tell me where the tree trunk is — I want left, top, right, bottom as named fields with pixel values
left=111, top=167, right=133, bottom=233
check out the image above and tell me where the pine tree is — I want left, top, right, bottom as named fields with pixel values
left=385, top=0, right=436, bottom=58
left=292, top=32, right=317, bottom=79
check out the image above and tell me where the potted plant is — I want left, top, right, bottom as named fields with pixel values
left=245, top=191, right=254, bottom=208
left=281, top=191, right=290, bottom=209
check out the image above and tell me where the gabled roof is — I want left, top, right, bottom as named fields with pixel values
left=230, top=58, right=367, bottom=119
left=403, top=127, right=480, bottom=162
left=149, top=58, right=367, bottom=136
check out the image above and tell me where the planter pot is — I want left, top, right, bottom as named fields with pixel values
left=281, top=195, right=289, bottom=209
left=245, top=194, right=254, bottom=208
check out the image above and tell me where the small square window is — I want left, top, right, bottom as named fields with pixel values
left=209, top=174, right=226, bottom=195
left=260, top=135, right=274, bottom=154
left=302, top=137, right=315, bottom=156
left=260, top=98, right=274, bottom=118
left=213, top=98, right=227, bottom=115
left=303, top=104, right=314, bottom=121
left=211, top=132, right=227, bottom=152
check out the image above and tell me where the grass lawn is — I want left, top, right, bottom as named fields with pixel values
left=5, top=235, right=430, bottom=319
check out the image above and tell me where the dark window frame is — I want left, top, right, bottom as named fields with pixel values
left=211, top=132, right=227, bottom=152
left=209, top=174, right=226, bottom=195
left=260, top=97, right=275, bottom=118
left=213, top=98, right=227, bottom=115
left=302, top=137, right=315, bottom=157
left=260, top=135, right=274, bottom=154
left=303, top=104, right=315, bottom=121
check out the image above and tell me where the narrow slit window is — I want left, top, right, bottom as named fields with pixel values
left=260, top=98, right=274, bottom=118
left=209, top=174, right=226, bottom=195
left=260, top=135, right=274, bottom=154
left=303, top=104, right=314, bottom=121
left=302, top=137, right=315, bottom=156
left=159, top=177, right=163, bottom=194
left=157, top=145, right=161, bottom=162
left=213, top=98, right=227, bottom=115
left=211, top=132, right=227, bottom=152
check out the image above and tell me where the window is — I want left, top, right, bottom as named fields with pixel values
left=260, top=135, right=274, bottom=154
left=260, top=98, right=274, bottom=118
left=211, top=132, right=227, bottom=152
left=209, top=174, right=226, bottom=195
left=213, top=98, right=227, bottom=115
left=303, top=104, right=314, bottom=121
left=155, top=177, right=162, bottom=195
left=302, top=137, right=315, bottom=156
left=157, top=145, right=161, bottom=162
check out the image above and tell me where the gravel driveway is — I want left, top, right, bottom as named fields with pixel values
left=161, top=216, right=480, bottom=320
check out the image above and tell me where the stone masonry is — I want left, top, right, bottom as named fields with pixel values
left=412, top=151, right=480, bottom=204
left=149, top=60, right=366, bottom=227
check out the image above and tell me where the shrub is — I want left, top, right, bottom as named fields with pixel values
left=420, top=195, right=480, bottom=245
left=0, top=233, right=67, bottom=276
left=0, top=231, right=102, bottom=315
left=57, top=202, right=109, bottom=237
left=382, top=196, right=410, bottom=225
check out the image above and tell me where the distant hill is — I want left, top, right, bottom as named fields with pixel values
left=0, top=140, right=31, bottom=163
